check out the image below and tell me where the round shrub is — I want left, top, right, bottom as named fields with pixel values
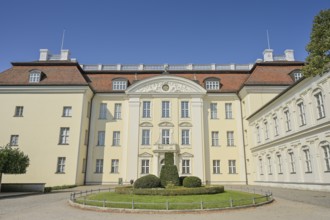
left=134, top=174, right=161, bottom=189
left=183, top=176, right=202, bottom=188
left=179, top=176, right=187, bottom=186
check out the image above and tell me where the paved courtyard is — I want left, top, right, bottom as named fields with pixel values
left=1, top=185, right=330, bottom=220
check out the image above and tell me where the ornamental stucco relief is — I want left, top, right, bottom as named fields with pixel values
left=135, top=81, right=195, bottom=93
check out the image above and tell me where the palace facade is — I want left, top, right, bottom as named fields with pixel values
left=0, top=49, right=329, bottom=191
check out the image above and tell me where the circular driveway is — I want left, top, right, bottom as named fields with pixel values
left=1, top=185, right=330, bottom=220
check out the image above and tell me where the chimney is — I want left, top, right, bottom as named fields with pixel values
left=39, top=49, right=51, bottom=61
left=263, top=49, right=273, bottom=61
left=60, top=49, right=70, bottom=60
left=284, top=49, right=295, bottom=61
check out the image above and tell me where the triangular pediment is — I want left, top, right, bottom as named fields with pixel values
left=138, top=152, right=153, bottom=158
left=126, top=75, right=206, bottom=95
left=180, top=152, right=194, bottom=158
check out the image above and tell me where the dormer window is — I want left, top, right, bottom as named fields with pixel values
left=205, top=78, right=220, bottom=90
left=112, top=78, right=128, bottom=90
left=290, top=70, right=303, bottom=82
left=29, top=70, right=43, bottom=83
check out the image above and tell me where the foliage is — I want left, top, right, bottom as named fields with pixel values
left=159, top=153, right=179, bottom=187
left=51, top=184, right=77, bottom=190
left=183, top=176, right=202, bottom=188
left=133, top=174, right=161, bottom=189
left=179, top=176, right=187, bottom=186
left=44, top=187, right=52, bottom=193
left=0, top=145, right=30, bottom=192
left=303, top=9, right=330, bottom=77
left=115, top=185, right=224, bottom=196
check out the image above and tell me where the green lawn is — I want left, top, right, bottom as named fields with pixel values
left=75, top=190, right=269, bottom=210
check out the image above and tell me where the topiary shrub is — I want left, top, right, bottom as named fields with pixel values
left=160, top=153, right=179, bottom=187
left=183, top=176, right=202, bottom=188
left=134, top=174, right=161, bottom=189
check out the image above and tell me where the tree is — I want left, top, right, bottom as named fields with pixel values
left=0, top=145, right=30, bottom=192
left=159, top=152, right=179, bottom=187
left=303, top=9, right=330, bottom=77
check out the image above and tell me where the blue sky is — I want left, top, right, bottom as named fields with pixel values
left=0, top=0, right=329, bottom=71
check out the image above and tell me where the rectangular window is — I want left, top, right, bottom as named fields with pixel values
left=56, top=157, right=66, bottom=173
left=10, top=135, right=19, bottom=146
left=181, top=129, right=190, bottom=145
left=111, top=159, right=119, bottom=173
left=211, top=131, right=219, bottom=146
left=213, top=160, right=220, bottom=174
left=99, top=103, right=107, bottom=119
left=277, top=154, right=283, bottom=174
left=142, top=129, right=150, bottom=145
left=273, top=116, right=279, bottom=136
left=227, top=131, right=234, bottom=146
left=97, top=131, right=105, bottom=146
left=182, top=159, right=190, bottom=174
left=114, top=103, right=122, bottom=119
left=264, top=121, right=269, bottom=140
left=82, top=158, right=86, bottom=173
left=62, top=106, right=72, bottom=117
left=288, top=151, right=296, bottom=173
left=59, top=127, right=70, bottom=144
left=142, top=101, right=151, bottom=118
left=298, top=102, right=306, bottom=126
left=225, top=103, right=233, bottom=119
left=259, top=158, right=263, bottom=175
left=322, top=145, right=330, bottom=171
left=162, top=129, right=170, bottom=145
left=113, top=80, right=127, bottom=90
left=14, top=106, right=24, bottom=117
left=267, top=156, right=272, bottom=174
left=303, top=149, right=312, bottom=173
left=112, top=131, right=120, bottom=146
left=228, top=160, right=236, bottom=174
left=29, top=73, right=41, bottom=83
left=256, top=126, right=261, bottom=143
left=162, top=101, right=170, bottom=118
left=181, top=101, right=189, bottom=118
left=205, top=81, right=219, bottom=90
left=284, top=109, right=291, bottom=131
left=210, top=103, right=217, bottom=119
left=315, top=92, right=325, bottom=119
left=95, top=159, right=103, bottom=173
left=141, top=159, right=150, bottom=174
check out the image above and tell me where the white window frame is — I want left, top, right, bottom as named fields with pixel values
left=29, top=72, right=41, bottom=83
left=59, top=127, right=70, bottom=145
left=322, top=144, right=330, bottom=171
left=113, top=80, right=127, bottom=90
left=114, top=103, right=122, bottom=119
left=213, top=160, right=220, bottom=174
left=277, top=153, right=283, bottom=174
left=256, top=125, right=261, bottom=143
left=284, top=109, right=291, bottom=132
left=97, top=131, right=105, bottom=146
left=273, top=116, right=279, bottom=136
left=293, top=71, right=303, bottom=81
left=267, top=156, right=272, bottom=175
left=225, top=103, right=233, bottom=119
left=211, top=131, right=219, bottom=146
left=297, top=102, right=306, bottom=126
left=288, top=151, right=296, bottom=173
left=142, top=101, right=151, bottom=118
left=210, top=103, right=218, bottom=119
left=141, top=129, right=150, bottom=146
left=181, top=129, right=190, bottom=145
left=111, top=159, right=119, bottom=173
left=162, top=129, right=170, bottom=145
left=181, top=101, right=189, bottom=118
left=259, top=158, right=264, bottom=175
left=264, top=121, right=269, bottom=140
left=228, top=160, right=237, bottom=174
left=56, top=157, right=66, bottom=173
left=303, top=148, right=312, bottom=173
left=112, top=131, right=120, bottom=146
left=205, top=80, right=220, bottom=90
left=95, top=159, right=104, bottom=173
left=62, top=106, right=72, bottom=117
left=141, top=159, right=150, bottom=174
left=182, top=159, right=190, bottom=174
left=227, top=131, right=234, bottom=146
left=314, top=92, right=325, bottom=119
left=99, top=103, right=107, bottom=119
left=14, top=106, right=24, bottom=117
left=10, top=135, right=19, bottom=146
left=162, top=101, right=170, bottom=118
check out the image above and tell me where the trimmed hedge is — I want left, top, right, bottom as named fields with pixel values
left=115, top=185, right=224, bottom=196
left=160, top=153, right=180, bottom=187
left=183, top=176, right=202, bottom=188
left=179, top=176, right=187, bottom=186
left=133, top=174, right=161, bottom=189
